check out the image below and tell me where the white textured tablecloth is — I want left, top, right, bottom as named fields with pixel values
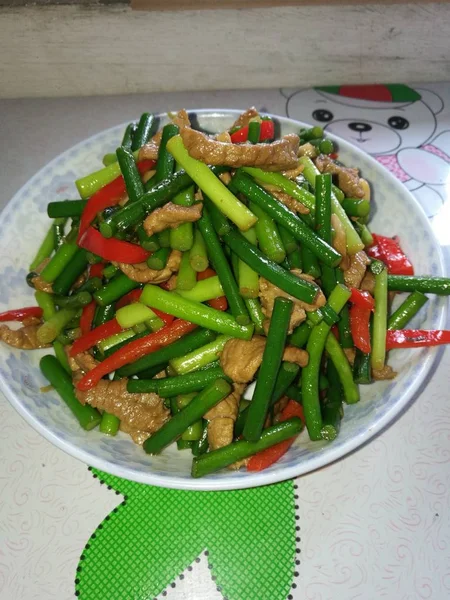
left=0, top=84, right=449, bottom=600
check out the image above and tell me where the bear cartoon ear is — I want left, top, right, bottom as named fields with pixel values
left=280, top=87, right=302, bottom=100
left=415, top=88, right=444, bottom=115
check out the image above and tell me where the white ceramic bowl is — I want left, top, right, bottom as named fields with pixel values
left=0, top=110, right=447, bottom=491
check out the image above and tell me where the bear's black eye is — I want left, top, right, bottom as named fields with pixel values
left=388, top=116, right=409, bottom=130
left=312, top=109, right=334, bottom=123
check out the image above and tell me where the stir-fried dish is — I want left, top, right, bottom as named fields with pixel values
left=2, top=108, right=450, bottom=478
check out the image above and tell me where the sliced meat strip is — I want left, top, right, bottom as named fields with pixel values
left=315, top=154, right=365, bottom=198
left=343, top=348, right=356, bottom=367
left=273, top=396, right=289, bottom=421
left=77, top=378, right=169, bottom=443
left=69, top=349, right=169, bottom=444
left=115, top=250, right=182, bottom=284
left=343, top=250, right=370, bottom=289
left=22, top=316, right=42, bottom=327
left=169, top=108, right=191, bottom=130
left=30, top=258, right=53, bottom=293
left=164, top=274, right=178, bottom=291
left=31, top=277, right=53, bottom=293
left=259, top=270, right=325, bottom=334
left=372, top=365, right=397, bottom=380
left=67, top=349, right=98, bottom=374
left=260, top=184, right=309, bottom=215
left=282, top=346, right=310, bottom=366
left=205, top=383, right=246, bottom=451
left=282, top=164, right=304, bottom=180
left=0, top=322, right=50, bottom=349
left=270, top=189, right=310, bottom=215
left=218, top=171, right=232, bottom=185
left=220, top=335, right=266, bottom=384
left=220, top=335, right=308, bottom=384
left=138, top=109, right=191, bottom=161
left=215, top=131, right=232, bottom=143
left=180, top=127, right=300, bottom=171
left=298, top=142, right=317, bottom=158
left=231, top=107, right=260, bottom=130
left=143, top=202, right=203, bottom=236
left=360, top=270, right=375, bottom=294
left=138, top=141, right=159, bottom=161
left=30, top=258, right=86, bottom=294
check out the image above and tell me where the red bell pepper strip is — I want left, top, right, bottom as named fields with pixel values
left=79, top=301, right=97, bottom=335
left=0, top=307, right=43, bottom=322
left=197, top=268, right=228, bottom=311
left=70, top=318, right=123, bottom=357
left=349, top=288, right=375, bottom=311
left=279, top=399, right=305, bottom=423
left=89, top=262, right=106, bottom=279
left=152, top=308, right=175, bottom=326
left=349, top=304, right=371, bottom=353
left=78, top=227, right=150, bottom=264
left=369, top=234, right=414, bottom=275
left=247, top=400, right=304, bottom=472
left=366, top=243, right=383, bottom=261
left=386, top=329, right=450, bottom=350
left=76, top=319, right=197, bottom=391
left=230, top=127, right=248, bottom=144
left=230, top=120, right=275, bottom=144
left=115, top=288, right=143, bottom=310
left=78, top=159, right=156, bottom=239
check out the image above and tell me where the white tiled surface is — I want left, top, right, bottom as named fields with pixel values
left=0, top=86, right=449, bottom=600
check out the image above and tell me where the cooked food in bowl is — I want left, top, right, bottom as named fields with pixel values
left=1, top=108, right=449, bottom=478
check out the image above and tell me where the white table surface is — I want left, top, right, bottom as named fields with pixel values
left=0, top=85, right=449, bottom=600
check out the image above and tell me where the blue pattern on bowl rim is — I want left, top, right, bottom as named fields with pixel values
left=0, top=110, right=447, bottom=491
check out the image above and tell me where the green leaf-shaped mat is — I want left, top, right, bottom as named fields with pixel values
left=75, top=468, right=298, bottom=600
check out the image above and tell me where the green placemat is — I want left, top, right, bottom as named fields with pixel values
left=75, top=468, right=300, bottom=600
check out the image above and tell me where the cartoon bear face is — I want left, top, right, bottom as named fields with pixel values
left=285, top=86, right=441, bottom=155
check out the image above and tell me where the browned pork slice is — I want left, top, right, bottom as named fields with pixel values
left=69, top=350, right=169, bottom=444
left=220, top=336, right=308, bottom=384
left=115, top=250, right=182, bottom=284
left=180, top=127, right=300, bottom=171
left=143, top=202, right=203, bottom=237
left=372, top=365, right=397, bottom=380
left=259, top=270, right=326, bottom=334
left=205, top=383, right=246, bottom=451
left=138, top=109, right=191, bottom=161
left=231, top=107, right=260, bottom=130
left=316, top=154, right=365, bottom=198
left=260, top=185, right=310, bottom=215
left=0, top=318, right=50, bottom=349
left=343, top=251, right=370, bottom=288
